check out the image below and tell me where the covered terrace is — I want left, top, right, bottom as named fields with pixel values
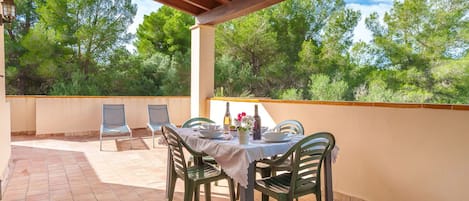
left=1, top=0, right=469, bottom=201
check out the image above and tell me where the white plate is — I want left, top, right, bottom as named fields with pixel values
left=198, top=134, right=224, bottom=139
left=198, top=132, right=223, bottom=139
left=262, top=136, right=292, bottom=143
left=263, top=132, right=291, bottom=141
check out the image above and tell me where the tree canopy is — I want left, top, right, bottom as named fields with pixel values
left=4, top=0, right=469, bottom=104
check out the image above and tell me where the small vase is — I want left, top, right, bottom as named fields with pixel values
left=238, top=130, right=249, bottom=145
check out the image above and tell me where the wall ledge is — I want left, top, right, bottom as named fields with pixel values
left=209, top=97, right=469, bottom=111
left=6, top=95, right=189, bottom=99
left=11, top=131, right=36, bottom=136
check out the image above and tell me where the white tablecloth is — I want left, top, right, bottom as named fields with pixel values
left=176, top=128, right=303, bottom=187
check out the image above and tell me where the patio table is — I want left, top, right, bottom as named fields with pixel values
left=165, top=128, right=334, bottom=201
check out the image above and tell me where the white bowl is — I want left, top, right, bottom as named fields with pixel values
left=263, top=131, right=288, bottom=141
left=201, top=123, right=220, bottom=131
left=199, top=129, right=223, bottom=138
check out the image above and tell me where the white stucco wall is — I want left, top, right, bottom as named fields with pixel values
left=210, top=99, right=469, bottom=201
left=7, top=96, right=191, bottom=135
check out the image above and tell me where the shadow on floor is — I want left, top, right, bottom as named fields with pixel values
left=115, top=137, right=150, bottom=151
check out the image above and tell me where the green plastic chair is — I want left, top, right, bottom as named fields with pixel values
left=254, top=132, right=335, bottom=201
left=182, top=117, right=215, bottom=128
left=182, top=117, right=218, bottom=167
left=162, top=125, right=235, bottom=201
left=273, top=120, right=305, bottom=136
left=259, top=119, right=305, bottom=176
left=252, top=120, right=305, bottom=200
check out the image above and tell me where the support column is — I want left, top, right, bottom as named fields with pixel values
left=0, top=11, right=12, bottom=199
left=0, top=21, right=5, bottom=102
left=190, top=24, right=215, bottom=118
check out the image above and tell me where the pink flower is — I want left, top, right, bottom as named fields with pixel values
left=234, top=112, right=254, bottom=132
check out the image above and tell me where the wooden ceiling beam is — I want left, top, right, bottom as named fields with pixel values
left=184, top=0, right=219, bottom=11
left=215, top=0, right=231, bottom=4
left=154, top=0, right=205, bottom=15
left=195, top=0, right=285, bottom=25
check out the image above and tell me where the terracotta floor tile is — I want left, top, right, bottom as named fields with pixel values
left=49, top=183, right=70, bottom=191
left=72, top=193, right=97, bottom=201
left=94, top=192, right=119, bottom=200
left=26, top=189, right=48, bottom=197
left=70, top=186, right=93, bottom=195
left=25, top=193, right=49, bottom=201
left=3, top=189, right=27, bottom=200
left=115, top=193, right=141, bottom=201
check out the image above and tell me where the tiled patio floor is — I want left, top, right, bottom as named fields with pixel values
left=4, top=130, right=323, bottom=201
left=3, top=130, right=242, bottom=201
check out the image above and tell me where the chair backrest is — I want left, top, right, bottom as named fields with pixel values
left=274, top=120, right=304, bottom=135
left=102, top=104, right=127, bottom=127
left=161, top=125, right=189, bottom=177
left=182, top=117, right=215, bottom=128
left=289, top=132, right=335, bottom=196
left=148, top=104, right=170, bottom=127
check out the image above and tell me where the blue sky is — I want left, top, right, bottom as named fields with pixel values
left=128, top=0, right=161, bottom=34
left=128, top=0, right=394, bottom=46
left=345, top=0, right=393, bottom=42
left=345, top=0, right=393, bottom=5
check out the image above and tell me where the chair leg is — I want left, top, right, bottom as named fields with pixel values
left=214, top=164, right=220, bottom=186
left=315, top=193, right=321, bottom=201
left=168, top=169, right=177, bottom=201
left=100, top=135, right=103, bottom=151
left=152, top=131, right=155, bottom=148
left=262, top=192, right=269, bottom=201
left=204, top=183, right=211, bottom=201
left=227, top=178, right=235, bottom=201
left=184, top=182, right=194, bottom=201
left=236, top=183, right=240, bottom=200
left=195, top=184, right=201, bottom=201
left=315, top=190, right=322, bottom=201
left=261, top=167, right=271, bottom=201
left=128, top=131, right=133, bottom=150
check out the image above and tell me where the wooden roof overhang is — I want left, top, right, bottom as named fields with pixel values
left=154, top=0, right=284, bottom=25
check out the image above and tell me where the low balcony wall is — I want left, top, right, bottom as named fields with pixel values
left=209, top=98, right=469, bottom=201
left=7, top=96, right=191, bottom=135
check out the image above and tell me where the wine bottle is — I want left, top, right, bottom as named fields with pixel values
left=223, top=102, right=231, bottom=133
left=253, top=104, right=261, bottom=140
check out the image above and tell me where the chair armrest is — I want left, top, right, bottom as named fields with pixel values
left=259, top=149, right=295, bottom=166
left=126, top=125, right=132, bottom=134
left=147, top=123, right=155, bottom=133
left=148, top=123, right=177, bottom=132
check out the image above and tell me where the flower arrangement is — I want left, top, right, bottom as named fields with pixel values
left=234, top=112, right=254, bottom=132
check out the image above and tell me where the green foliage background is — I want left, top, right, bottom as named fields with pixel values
left=4, top=0, right=469, bottom=104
